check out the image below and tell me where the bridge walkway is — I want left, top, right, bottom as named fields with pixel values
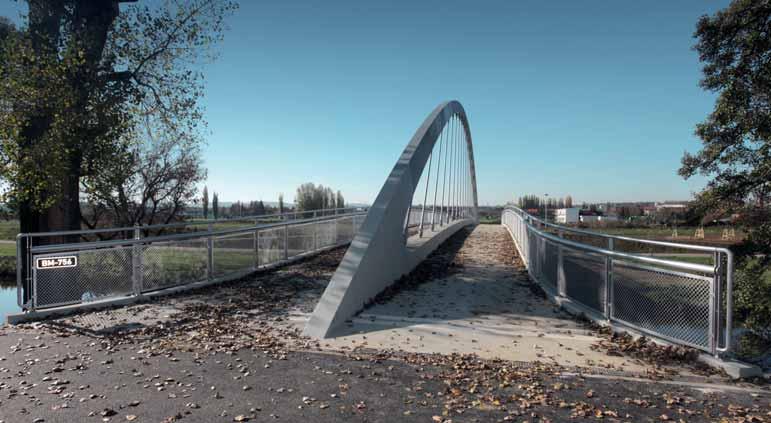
left=286, top=225, right=661, bottom=374
left=28, top=225, right=719, bottom=379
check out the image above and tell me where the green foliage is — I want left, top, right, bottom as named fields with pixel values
left=680, top=0, right=771, bottom=337
left=680, top=0, right=771, bottom=254
left=295, top=183, right=345, bottom=212
left=336, top=190, right=345, bottom=209
left=202, top=186, right=209, bottom=219
left=516, top=194, right=572, bottom=211
left=0, top=220, right=19, bottom=241
left=0, top=5, right=132, bottom=211
left=0, top=0, right=236, bottom=230
left=212, top=192, right=219, bottom=219
left=734, top=260, right=771, bottom=340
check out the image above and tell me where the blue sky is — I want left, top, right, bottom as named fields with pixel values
left=1, top=1, right=729, bottom=206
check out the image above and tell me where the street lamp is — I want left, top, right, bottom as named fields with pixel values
left=544, top=193, right=549, bottom=222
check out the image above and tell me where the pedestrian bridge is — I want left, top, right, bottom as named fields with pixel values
left=12, top=101, right=736, bottom=360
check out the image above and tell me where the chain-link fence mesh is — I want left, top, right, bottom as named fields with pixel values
left=316, top=220, right=337, bottom=249
left=142, top=239, right=208, bottom=291
left=213, top=231, right=256, bottom=278
left=33, top=247, right=134, bottom=308
left=611, top=260, right=712, bottom=349
left=527, top=230, right=539, bottom=278
left=29, top=213, right=365, bottom=312
left=335, top=216, right=354, bottom=245
left=353, top=214, right=365, bottom=234
left=543, top=240, right=559, bottom=290
left=287, top=223, right=315, bottom=258
left=257, top=227, right=285, bottom=267
left=502, top=208, right=723, bottom=354
left=563, top=246, right=606, bottom=313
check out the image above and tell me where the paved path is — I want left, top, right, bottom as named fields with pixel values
left=0, top=227, right=768, bottom=422
left=291, top=226, right=669, bottom=375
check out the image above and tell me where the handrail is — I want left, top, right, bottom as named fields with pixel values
left=527, top=221, right=715, bottom=274
left=19, top=206, right=367, bottom=238
left=19, top=210, right=368, bottom=314
left=28, top=211, right=367, bottom=254
left=505, top=206, right=730, bottom=254
left=503, top=206, right=734, bottom=356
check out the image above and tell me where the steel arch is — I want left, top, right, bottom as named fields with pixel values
left=303, top=100, right=479, bottom=338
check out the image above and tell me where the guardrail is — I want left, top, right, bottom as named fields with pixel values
left=17, top=209, right=367, bottom=312
left=502, top=206, right=734, bottom=356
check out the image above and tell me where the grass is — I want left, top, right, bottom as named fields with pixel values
left=0, top=220, right=18, bottom=241
left=592, top=226, right=743, bottom=241
left=0, top=244, right=15, bottom=257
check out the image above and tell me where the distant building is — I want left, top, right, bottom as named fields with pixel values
left=580, top=215, right=600, bottom=223
left=555, top=207, right=580, bottom=224
left=655, top=202, right=688, bottom=212
left=598, top=215, right=619, bottom=222
left=576, top=209, right=619, bottom=223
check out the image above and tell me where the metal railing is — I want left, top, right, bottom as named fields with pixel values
left=502, top=206, right=734, bottom=356
left=17, top=208, right=367, bottom=312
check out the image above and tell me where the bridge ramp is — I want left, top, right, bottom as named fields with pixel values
left=300, top=225, right=661, bottom=374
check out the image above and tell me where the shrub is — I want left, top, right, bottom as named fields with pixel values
left=733, top=260, right=771, bottom=341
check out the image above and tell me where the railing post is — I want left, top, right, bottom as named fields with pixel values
left=710, top=251, right=722, bottom=356
left=206, top=222, right=214, bottom=280
left=605, top=238, right=614, bottom=320
left=132, top=226, right=143, bottom=296
left=254, top=229, right=260, bottom=270
left=25, top=235, right=32, bottom=309
left=314, top=220, right=318, bottom=250
left=557, top=230, right=565, bottom=297
left=284, top=224, right=289, bottom=260
left=724, top=250, right=734, bottom=355
left=15, top=235, right=21, bottom=308
left=333, top=217, right=338, bottom=245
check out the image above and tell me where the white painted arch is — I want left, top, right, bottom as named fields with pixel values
left=303, top=101, right=479, bottom=338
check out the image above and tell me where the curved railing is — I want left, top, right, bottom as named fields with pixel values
left=502, top=206, right=734, bottom=356
left=304, top=100, right=479, bottom=338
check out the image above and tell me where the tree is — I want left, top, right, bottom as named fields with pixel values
left=326, top=187, right=334, bottom=210
left=212, top=192, right=219, bottom=219
left=80, top=126, right=205, bottom=229
left=336, top=191, right=345, bottom=209
left=229, top=201, right=241, bottom=217
left=202, top=186, right=209, bottom=219
left=679, top=0, right=771, bottom=338
left=0, top=0, right=236, bottom=239
left=295, top=183, right=345, bottom=212
left=680, top=0, right=771, bottom=261
left=278, top=193, right=284, bottom=214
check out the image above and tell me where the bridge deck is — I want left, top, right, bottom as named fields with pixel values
left=287, top=225, right=656, bottom=373
left=30, top=225, right=717, bottom=378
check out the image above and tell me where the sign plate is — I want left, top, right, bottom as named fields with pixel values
left=36, top=256, right=78, bottom=270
